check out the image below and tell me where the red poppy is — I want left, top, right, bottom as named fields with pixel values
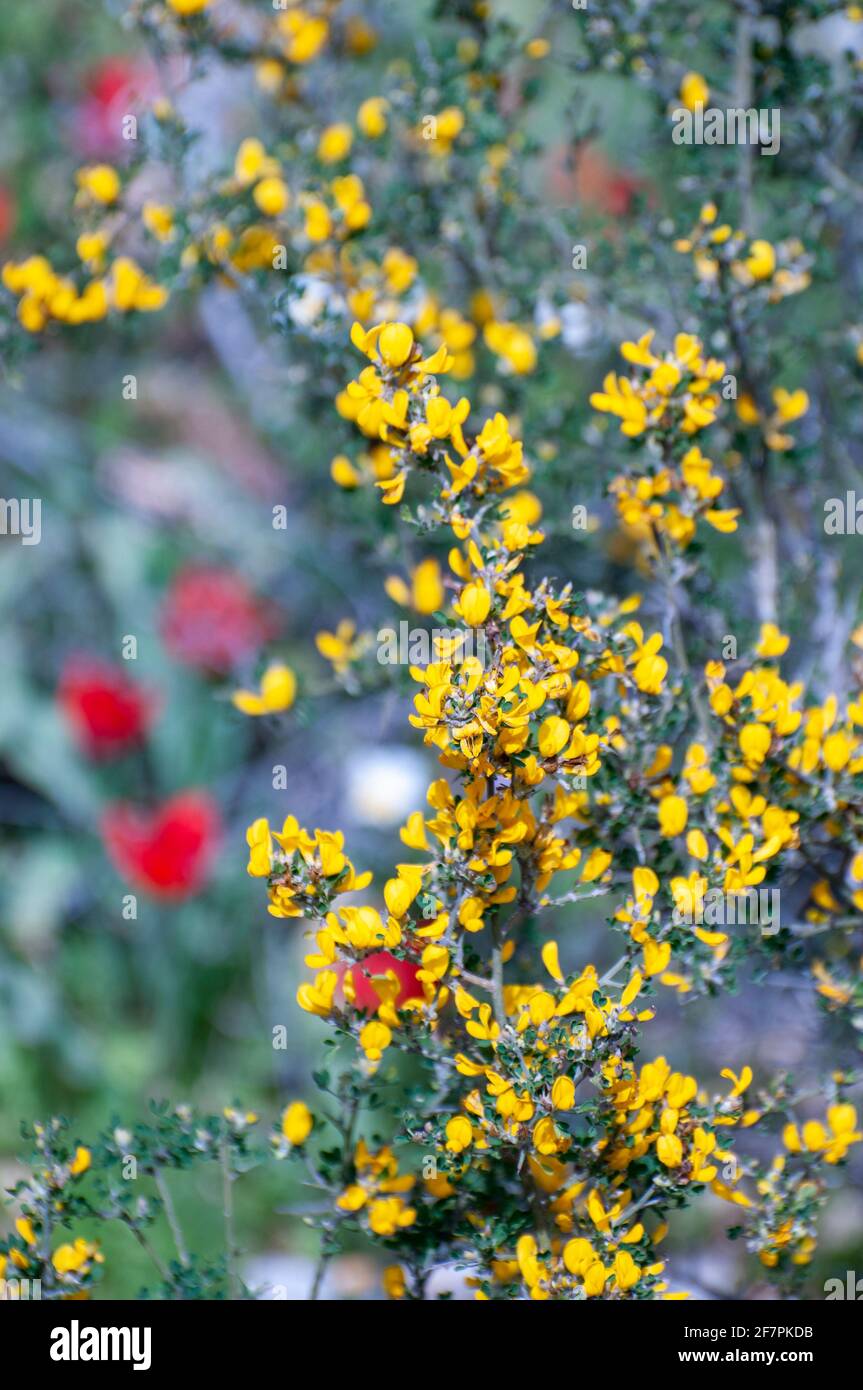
left=74, top=57, right=156, bottom=157
left=160, top=566, right=275, bottom=674
left=59, top=656, right=156, bottom=759
left=0, top=183, right=16, bottom=248
left=547, top=142, right=652, bottom=220
left=102, top=792, right=221, bottom=900
left=344, top=951, right=423, bottom=1013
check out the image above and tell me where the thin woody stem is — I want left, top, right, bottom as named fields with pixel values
left=220, top=1138, right=240, bottom=1300
left=490, top=929, right=507, bottom=1026
left=155, top=1169, right=189, bottom=1269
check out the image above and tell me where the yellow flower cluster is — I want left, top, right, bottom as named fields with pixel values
left=335, top=1141, right=417, bottom=1237
left=610, top=443, right=739, bottom=547
left=0, top=1139, right=101, bottom=1293
left=437, top=1053, right=757, bottom=1300
left=245, top=815, right=372, bottom=917
left=744, top=1106, right=862, bottom=1270
left=590, top=330, right=725, bottom=439
left=2, top=252, right=166, bottom=333
left=736, top=385, right=810, bottom=453
left=674, top=201, right=812, bottom=300
left=243, top=311, right=863, bottom=1295
left=784, top=1103, right=861, bottom=1165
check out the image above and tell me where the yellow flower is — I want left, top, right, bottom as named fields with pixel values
left=533, top=1117, right=567, bottom=1155
left=360, top=1019, right=393, bottom=1063
left=386, top=557, right=444, bottom=615
left=234, top=138, right=276, bottom=185
left=253, top=177, right=290, bottom=217
left=644, top=940, right=672, bottom=976
left=551, top=1076, right=576, bottom=1111
left=823, top=1104, right=862, bottom=1162
left=431, top=106, right=464, bottom=150
left=484, top=320, right=537, bottom=374
left=318, top=123, right=354, bottom=164
left=704, top=508, right=740, bottom=533
left=52, top=1238, right=100, bottom=1276
left=358, top=97, right=389, bottom=138
left=76, top=164, right=120, bottom=204
left=281, top=12, right=329, bottom=63
left=256, top=59, right=285, bottom=94
left=76, top=231, right=109, bottom=268
left=383, top=1264, right=406, bottom=1298
left=755, top=622, right=789, bottom=658
left=613, top=1250, right=641, bottom=1291
left=538, top=716, right=570, bottom=759
left=784, top=1105, right=861, bottom=1163
left=142, top=203, right=175, bottom=243
left=822, top=730, right=855, bottom=772
left=110, top=257, right=169, bottom=313
left=458, top=580, right=491, bottom=626
left=744, top=239, right=776, bottom=280
left=445, top=1116, right=473, bottom=1153
left=232, top=664, right=297, bottom=716
left=657, top=1133, right=683, bottom=1167
left=384, top=874, right=419, bottom=918
left=368, top=1195, right=416, bottom=1235
left=330, top=454, right=361, bottom=488
left=563, top=1238, right=595, bottom=1277
left=377, top=321, right=414, bottom=368
left=583, top=1262, right=608, bottom=1296
left=316, top=619, right=365, bottom=673
left=721, top=1066, right=753, bottom=1098
left=337, top=1183, right=368, bottom=1212
left=167, top=0, right=212, bottom=13
left=541, top=940, right=563, bottom=982
left=581, top=848, right=612, bottom=882
left=245, top=818, right=272, bottom=877
left=658, top=795, right=688, bottom=837
left=686, top=828, right=709, bottom=860
left=679, top=72, right=709, bottom=111
left=739, top=723, right=771, bottom=765
left=282, top=1101, right=313, bottom=1145
left=772, top=387, right=809, bottom=424
left=297, top=969, right=338, bottom=1016
left=16, top=1217, right=36, bottom=1246
left=70, top=1146, right=91, bottom=1177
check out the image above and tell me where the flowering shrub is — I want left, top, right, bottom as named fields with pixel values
left=238, top=316, right=861, bottom=1299
left=2, top=0, right=863, bottom=1301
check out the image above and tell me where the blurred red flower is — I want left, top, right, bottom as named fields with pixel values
left=160, top=566, right=275, bottom=674
left=344, top=951, right=423, bottom=1013
left=547, top=141, right=652, bottom=219
left=74, top=57, right=156, bottom=157
left=102, top=792, right=221, bottom=899
left=0, top=183, right=16, bottom=247
left=59, top=656, right=156, bottom=759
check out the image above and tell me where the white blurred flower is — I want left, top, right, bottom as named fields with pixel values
left=345, top=746, right=428, bottom=826
left=561, top=301, right=593, bottom=352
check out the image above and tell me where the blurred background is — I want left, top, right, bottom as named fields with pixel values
left=1, top=0, right=862, bottom=1297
